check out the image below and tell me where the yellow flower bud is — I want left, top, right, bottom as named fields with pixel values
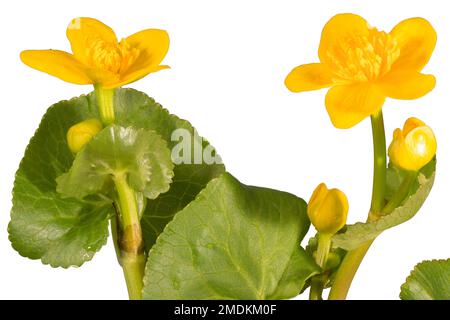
left=67, top=118, right=103, bottom=153
left=388, top=117, right=437, bottom=171
left=307, top=183, right=348, bottom=235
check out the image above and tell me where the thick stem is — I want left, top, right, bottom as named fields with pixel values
left=121, top=252, right=146, bottom=300
left=309, top=233, right=332, bottom=300
left=114, top=175, right=145, bottom=300
left=309, top=278, right=325, bottom=300
left=328, top=240, right=373, bottom=300
left=328, top=111, right=387, bottom=300
left=94, top=85, right=115, bottom=125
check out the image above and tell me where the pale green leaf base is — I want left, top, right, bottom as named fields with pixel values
left=333, top=160, right=436, bottom=251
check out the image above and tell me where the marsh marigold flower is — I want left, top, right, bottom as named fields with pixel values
left=307, top=183, right=348, bottom=235
left=285, top=14, right=437, bottom=129
left=388, top=117, right=436, bottom=171
left=20, top=18, right=169, bottom=89
left=67, top=118, right=103, bottom=153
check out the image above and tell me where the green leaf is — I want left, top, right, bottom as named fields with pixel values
left=110, top=89, right=225, bottom=251
left=8, top=95, right=112, bottom=267
left=400, top=259, right=450, bottom=300
left=9, top=88, right=224, bottom=267
left=56, top=125, right=174, bottom=200
left=333, top=160, right=436, bottom=251
left=143, top=173, right=319, bottom=300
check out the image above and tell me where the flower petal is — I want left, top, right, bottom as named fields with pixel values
left=318, top=13, right=370, bottom=65
left=325, top=84, right=385, bottom=129
left=378, top=70, right=435, bottom=100
left=101, top=29, right=170, bottom=88
left=67, top=17, right=118, bottom=64
left=20, top=50, right=93, bottom=85
left=101, top=65, right=170, bottom=89
left=285, top=63, right=334, bottom=92
left=390, top=18, right=437, bottom=72
left=84, top=67, right=120, bottom=86
left=125, top=29, right=170, bottom=73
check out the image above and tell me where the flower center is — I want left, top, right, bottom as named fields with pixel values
left=328, top=28, right=400, bottom=82
left=87, top=38, right=140, bottom=74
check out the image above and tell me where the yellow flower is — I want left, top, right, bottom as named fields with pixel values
left=307, top=183, right=348, bottom=235
left=388, top=117, right=436, bottom=171
left=285, top=14, right=436, bottom=129
left=67, top=118, right=103, bottom=153
left=20, top=17, right=170, bottom=89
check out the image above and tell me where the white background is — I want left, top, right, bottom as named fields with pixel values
left=0, top=0, right=448, bottom=300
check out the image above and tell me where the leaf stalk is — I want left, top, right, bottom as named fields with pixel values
left=114, top=175, right=145, bottom=300
left=328, top=111, right=387, bottom=300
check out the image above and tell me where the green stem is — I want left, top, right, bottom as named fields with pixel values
left=309, top=233, right=332, bottom=300
left=328, top=111, right=387, bottom=300
left=316, top=233, right=331, bottom=268
left=370, top=111, right=387, bottom=214
left=328, top=240, right=373, bottom=300
left=309, top=278, right=325, bottom=300
left=121, top=252, right=146, bottom=300
left=94, top=85, right=115, bottom=125
left=113, top=175, right=145, bottom=300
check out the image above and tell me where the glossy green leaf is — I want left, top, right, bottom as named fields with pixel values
left=143, top=173, right=319, bottom=300
left=333, top=160, right=436, bottom=251
left=110, top=89, right=225, bottom=251
left=9, top=89, right=224, bottom=267
left=8, top=95, right=112, bottom=268
left=56, top=125, right=174, bottom=200
left=400, top=259, right=450, bottom=300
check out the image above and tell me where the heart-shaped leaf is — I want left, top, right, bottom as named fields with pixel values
left=143, top=173, right=319, bottom=300
left=9, top=89, right=224, bottom=267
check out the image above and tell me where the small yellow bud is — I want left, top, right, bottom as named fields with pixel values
left=307, top=183, right=348, bottom=235
left=67, top=118, right=103, bottom=153
left=388, top=117, right=437, bottom=171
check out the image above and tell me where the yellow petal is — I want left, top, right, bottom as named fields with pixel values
left=325, top=84, right=385, bottom=129
left=84, top=67, right=120, bottom=85
left=98, top=29, right=170, bottom=88
left=101, top=65, right=170, bottom=89
left=125, top=29, right=170, bottom=73
left=285, top=63, right=334, bottom=92
left=318, top=13, right=370, bottom=66
left=20, top=50, right=93, bottom=85
left=378, top=70, right=435, bottom=100
left=67, top=17, right=118, bottom=64
left=402, top=117, right=425, bottom=136
left=390, top=18, right=437, bottom=72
